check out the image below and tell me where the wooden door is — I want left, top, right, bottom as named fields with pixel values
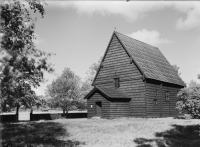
left=95, top=101, right=102, bottom=116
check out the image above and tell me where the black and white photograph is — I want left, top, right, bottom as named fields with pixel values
left=0, top=0, right=200, bottom=147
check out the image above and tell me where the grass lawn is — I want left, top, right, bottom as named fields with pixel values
left=1, top=117, right=200, bottom=147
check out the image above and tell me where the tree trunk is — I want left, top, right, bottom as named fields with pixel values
left=30, top=108, right=33, bottom=114
left=63, top=109, right=66, bottom=117
left=16, top=105, right=20, bottom=122
left=66, top=109, right=68, bottom=118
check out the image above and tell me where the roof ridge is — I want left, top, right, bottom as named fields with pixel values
left=115, top=31, right=159, bottom=50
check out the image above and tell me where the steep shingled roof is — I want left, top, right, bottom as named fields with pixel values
left=115, top=31, right=185, bottom=87
left=84, top=86, right=131, bottom=99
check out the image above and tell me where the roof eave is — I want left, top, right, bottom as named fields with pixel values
left=111, top=96, right=132, bottom=99
left=84, top=87, right=97, bottom=99
left=84, top=86, right=111, bottom=100
left=146, top=77, right=186, bottom=88
left=95, top=86, right=111, bottom=98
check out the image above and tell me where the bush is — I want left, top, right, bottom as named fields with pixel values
left=176, top=81, right=200, bottom=119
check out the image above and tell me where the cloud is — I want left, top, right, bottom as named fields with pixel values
left=47, top=1, right=167, bottom=21
left=128, top=29, right=172, bottom=47
left=175, top=3, right=200, bottom=30
left=47, top=1, right=200, bottom=30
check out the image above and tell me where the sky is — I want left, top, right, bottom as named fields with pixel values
left=32, top=1, right=200, bottom=96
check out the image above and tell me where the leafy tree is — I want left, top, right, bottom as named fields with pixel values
left=176, top=81, right=200, bottom=119
left=34, top=95, right=48, bottom=110
left=76, top=57, right=102, bottom=110
left=172, top=64, right=181, bottom=76
left=46, top=68, right=82, bottom=116
left=81, top=57, right=102, bottom=97
left=197, top=74, right=200, bottom=79
left=86, top=57, right=102, bottom=82
left=172, top=64, right=187, bottom=86
left=0, top=0, right=54, bottom=120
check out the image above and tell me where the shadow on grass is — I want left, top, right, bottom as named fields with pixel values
left=1, top=121, right=85, bottom=147
left=134, top=124, right=200, bottom=147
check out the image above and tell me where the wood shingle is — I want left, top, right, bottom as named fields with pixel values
left=85, top=86, right=131, bottom=99
left=86, top=31, right=184, bottom=119
left=115, top=31, right=185, bottom=87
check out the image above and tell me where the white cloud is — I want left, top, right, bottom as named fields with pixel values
left=47, top=1, right=168, bottom=21
left=128, top=29, right=172, bottom=47
left=47, top=1, right=200, bottom=30
left=175, top=3, right=200, bottom=30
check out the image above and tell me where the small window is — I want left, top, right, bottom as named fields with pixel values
left=156, top=90, right=159, bottom=97
left=153, top=99, right=158, bottom=105
left=114, top=78, right=120, bottom=88
left=165, top=91, right=169, bottom=101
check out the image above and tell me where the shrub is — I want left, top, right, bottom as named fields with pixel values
left=176, top=81, right=200, bottom=119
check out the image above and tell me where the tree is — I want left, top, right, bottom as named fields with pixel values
left=0, top=0, right=54, bottom=120
left=81, top=57, right=102, bottom=97
left=197, top=74, right=200, bottom=79
left=46, top=68, right=82, bottom=116
left=172, top=64, right=187, bottom=86
left=77, top=57, right=102, bottom=110
left=34, top=95, right=48, bottom=110
left=176, top=81, right=200, bottom=119
left=86, top=57, right=102, bottom=82
left=172, top=65, right=181, bottom=76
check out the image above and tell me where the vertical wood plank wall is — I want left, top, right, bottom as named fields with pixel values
left=87, top=93, right=110, bottom=118
left=94, top=34, right=146, bottom=117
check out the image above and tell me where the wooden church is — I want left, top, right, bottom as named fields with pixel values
left=84, top=31, right=185, bottom=118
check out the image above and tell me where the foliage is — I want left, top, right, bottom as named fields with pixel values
left=0, top=0, right=54, bottom=113
left=172, top=64, right=186, bottom=86
left=81, top=57, right=102, bottom=97
left=172, top=64, right=181, bottom=76
left=34, top=95, right=49, bottom=110
left=197, top=74, right=200, bottom=79
left=176, top=81, right=200, bottom=118
left=86, top=57, right=102, bottom=82
left=46, top=68, right=83, bottom=114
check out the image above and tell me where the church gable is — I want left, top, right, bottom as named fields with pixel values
left=93, top=33, right=142, bottom=87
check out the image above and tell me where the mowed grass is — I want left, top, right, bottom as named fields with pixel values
left=1, top=117, right=200, bottom=147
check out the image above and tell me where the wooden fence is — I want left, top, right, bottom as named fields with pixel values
left=0, top=111, right=87, bottom=123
